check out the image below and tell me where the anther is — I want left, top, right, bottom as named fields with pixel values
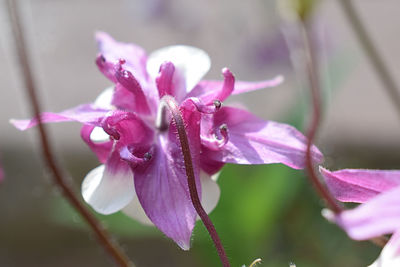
left=144, top=152, right=152, bottom=161
left=213, top=100, right=222, bottom=109
left=119, top=58, right=126, bottom=65
left=100, top=55, right=106, bottom=62
left=219, top=123, right=228, bottom=132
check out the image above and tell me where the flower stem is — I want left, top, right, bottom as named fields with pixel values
left=299, top=19, right=343, bottom=214
left=6, top=0, right=134, bottom=266
left=162, top=95, right=230, bottom=267
left=299, top=16, right=390, bottom=249
left=339, top=0, right=400, bottom=120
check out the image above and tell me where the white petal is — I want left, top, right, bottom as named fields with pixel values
left=94, top=87, right=114, bottom=109
left=147, top=45, right=211, bottom=92
left=200, top=171, right=221, bottom=214
left=369, top=232, right=400, bottom=267
left=90, top=126, right=110, bottom=142
left=81, top=164, right=135, bottom=215
left=122, top=194, right=154, bottom=226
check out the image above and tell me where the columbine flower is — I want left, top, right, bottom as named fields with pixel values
left=11, top=32, right=322, bottom=250
left=320, top=167, right=400, bottom=266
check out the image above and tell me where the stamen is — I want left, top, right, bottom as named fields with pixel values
left=120, top=146, right=153, bottom=167
left=202, top=123, right=229, bottom=150
left=182, top=97, right=222, bottom=114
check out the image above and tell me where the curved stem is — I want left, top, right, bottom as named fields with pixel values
left=300, top=18, right=388, bottom=248
left=299, top=19, right=343, bottom=214
left=6, top=0, right=134, bottom=266
left=339, top=0, right=400, bottom=120
left=161, top=95, right=230, bottom=267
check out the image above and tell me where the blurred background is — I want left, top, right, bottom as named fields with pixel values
left=1, top=0, right=400, bottom=266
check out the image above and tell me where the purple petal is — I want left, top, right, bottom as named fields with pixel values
left=114, top=64, right=151, bottom=114
left=201, top=107, right=323, bottom=169
left=188, top=68, right=235, bottom=104
left=10, top=104, right=109, bottom=130
left=337, top=186, right=400, bottom=240
left=96, top=32, right=148, bottom=83
left=320, top=167, right=400, bottom=203
left=369, top=231, right=400, bottom=267
left=232, top=75, right=283, bottom=95
left=132, top=104, right=201, bottom=250
left=81, top=153, right=135, bottom=215
left=156, top=61, right=177, bottom=98
left=80, top=125, right=113, bottom=164
left=147, top=45, right=211, bottom=94
left=188, top=74, right=283, bottom=102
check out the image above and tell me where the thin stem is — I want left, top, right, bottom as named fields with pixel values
left=300, top=17, right=388, bottom=248
left=299, top=19, right=343, bottom=214
left=338, top=0, right=400, bottom=120
left=6, top=0, right=134, bottom=266
left=161, top=95, right=230, bottom=267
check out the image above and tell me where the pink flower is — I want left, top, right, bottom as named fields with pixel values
left=11, top=32, right=323, bottom=250
left=320, top=167, right=400, bottom=266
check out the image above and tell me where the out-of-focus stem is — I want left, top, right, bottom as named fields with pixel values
left=299, top=19, right=343, bottom=214
left=300, top=15, right=387, bottom=248
left=161, top=95, right=230, bottom=267
left=339, top=0, right=400, bottom=119
left=6, top=0, right=134, bottom=266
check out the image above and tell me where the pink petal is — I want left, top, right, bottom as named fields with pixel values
left=147, top=45, right=211, bottom=94
left=156, top=61, right=181, bottom=98
left=188, top=74, right=283, bottom=103
left=201, top=107, right=323, bottom=170
left=81, top=153, right=135, bottom=215
left=114, top=64, right=151, bottom=114
left=10, top=104, right=109, bottom=130
left=320, top=167, right=400, bottom=203
left=132, top=105, right=202, bottom=250
left=232, top=75, right=283, bottom=95
left=96, top=32, right=148, bottom=84
left=337, top=186, right=400, bottom=240
left=188, top=68, right=235, bottom=104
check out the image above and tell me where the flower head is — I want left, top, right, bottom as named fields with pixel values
left=12, top=32, right=322, bottom=249
left=320, top=167, right=400, bottom=266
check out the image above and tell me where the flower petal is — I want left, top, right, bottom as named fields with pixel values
left=133, top=135, right=197, bottom=250
left=114, top=64, right=151, bottom=114
left=188, top=75, right=283, bottom=102
left=132, top=103, right=202, bottom=250
left=147, top=45, right=211, bottom=95
left=188, top=68, right=235, bottom=104
left=96, top=32, right=148, bottom=83
left=320, top=167, right=400, bottom=203
left=10, top=104, right=109, bottom=130
left=122, top=194, right=153, bottom=226
left=94, top=87, right=114, bottom=110
left=199, top=171, right=220, bottom=215
left=232, top=75, right=284, bottom=95
left=81, top=157, right=135, bottom=215
left=369, top=231, right=400, bottom=267
left=201, top=107, right=323, bottom=169
left=80, top=125, right=113, bottom=164
left=337, top=186, right=400, bottom=240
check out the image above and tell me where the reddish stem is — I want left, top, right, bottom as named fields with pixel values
left=6, top=0, right=134, bottom=265
left=162, top=95, right=230, bottom=267
left=300, top=20, right=343, bottom=214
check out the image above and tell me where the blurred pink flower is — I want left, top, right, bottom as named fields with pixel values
left=11, top=32, right=322, bottom=249
left=320, top=167, right=400, bottom=266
